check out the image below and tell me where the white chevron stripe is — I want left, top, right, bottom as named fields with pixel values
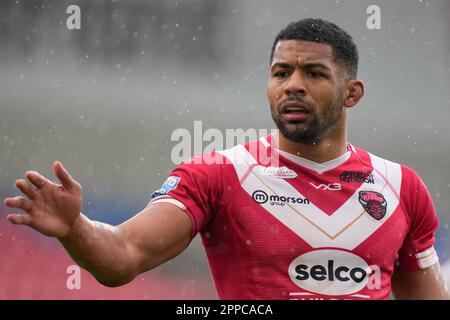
left=219, top=144, right=257, bottom=180
left=260, top=136, right=270, bottom=147
left=219, top=142, right=403, bottom=250
left=368, top=152, right=402, bottom=199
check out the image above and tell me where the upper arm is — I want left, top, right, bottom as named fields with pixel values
left=116, top=152, right=228, bottom=280
left=392, top=167, right=449, bottom=299
left=397, top=166, right=440, bottom=271
left=118, top=202, right=193, bottom=278
left=392, top=263, right=450, bottom=300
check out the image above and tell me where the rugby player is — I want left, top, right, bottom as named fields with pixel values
left=4, top=18, right=449, bottom=300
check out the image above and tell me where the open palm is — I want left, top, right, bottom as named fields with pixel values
left=3, top=161, right=82, bottom=239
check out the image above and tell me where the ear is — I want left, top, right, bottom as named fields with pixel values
left=343, top=80, right=365, bottom=108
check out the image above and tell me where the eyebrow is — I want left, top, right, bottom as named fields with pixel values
left=271, top=62, right=331, bottom=72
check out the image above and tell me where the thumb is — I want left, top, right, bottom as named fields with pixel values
left=53, top=161, right=76, bottom=190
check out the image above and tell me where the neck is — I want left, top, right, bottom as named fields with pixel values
left=273, top=121, right=348, bottom=164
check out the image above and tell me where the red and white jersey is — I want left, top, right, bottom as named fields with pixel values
left=149, top=134, right=439, bottom=300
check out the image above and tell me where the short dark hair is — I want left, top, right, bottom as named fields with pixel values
left=270, top=18, right=359, bottom=79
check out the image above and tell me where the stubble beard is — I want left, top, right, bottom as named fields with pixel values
left=271, top=96, right=344, bottom=145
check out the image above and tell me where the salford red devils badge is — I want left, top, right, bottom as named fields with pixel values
left=358, top=191, right=387, bottom=221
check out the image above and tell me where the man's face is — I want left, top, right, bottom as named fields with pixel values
left=268, top=40, right=347, bottom=144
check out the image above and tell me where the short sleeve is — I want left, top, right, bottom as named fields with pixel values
left=148, top=152, right=229, bottom=240
left=396, top=166, right=440, bottom=271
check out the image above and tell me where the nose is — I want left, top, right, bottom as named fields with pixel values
left=284, top=70, right=306, bottom=96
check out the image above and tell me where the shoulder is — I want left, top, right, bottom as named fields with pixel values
left=180, top=141, right=252, bottom=168
left=355, top=146, right=434, bottom=214
left=353, top=146, right=404, bottom=194
left=184, top=138, right=262, bottom=168
left=353, top=146, right=400, bottom=170
left=353, top=145, right=421, bottom=185
left=351, top=146, right=430, bottom=203
left=173, top=140, right=256, bottom=183
left=398, top=164, right=425, bottom=186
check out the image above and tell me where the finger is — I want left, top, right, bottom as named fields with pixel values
left=4, top=196, right=33, bottom=212
left=25, top=171, right=52, bottom=189
left=53, top=161, right=75, bottom=190
left=7, top=213, right=33, bottom=226
left=16, top=179, right=37, bottom=199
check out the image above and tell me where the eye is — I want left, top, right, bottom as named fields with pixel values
left=274, top=70, right=289, bottom=79
left=307, top=71, right=323, bottom=79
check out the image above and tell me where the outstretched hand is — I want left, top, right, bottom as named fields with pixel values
left=3, top=161, right=82, bottom=239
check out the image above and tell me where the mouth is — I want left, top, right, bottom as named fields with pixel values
left=280, top=101, right=310, bottom=122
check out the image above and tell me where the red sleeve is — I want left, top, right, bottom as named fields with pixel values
left=396, top=165, right=440, bottom=271
left=148, top=152, right=232, bottom=240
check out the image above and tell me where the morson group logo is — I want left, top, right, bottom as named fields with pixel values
left=288, top=249, right=381, bottom=296
left=252, top=190, right=310, bottom=206
left=358, top=191, right=387, bottom=221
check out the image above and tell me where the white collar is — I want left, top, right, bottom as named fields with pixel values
left=276, top=148, right=351, bottom=174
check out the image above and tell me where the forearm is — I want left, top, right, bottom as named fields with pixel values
left=392, top=264, right=450, bottom=300
left=58, top=213, right=135, bottom=286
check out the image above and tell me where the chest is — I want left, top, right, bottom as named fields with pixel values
left=221, top=164, right=409, bottom=261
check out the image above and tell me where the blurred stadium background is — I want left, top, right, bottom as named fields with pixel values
left=0, top=0, right=449, bottom=299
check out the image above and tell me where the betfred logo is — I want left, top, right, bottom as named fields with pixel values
left=288, top=249, right=379, bottom=296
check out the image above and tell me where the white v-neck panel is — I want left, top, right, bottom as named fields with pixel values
left=276, top=148, right=351, bottom=174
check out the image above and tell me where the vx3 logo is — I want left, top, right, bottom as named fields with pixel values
left=310, top=182, right=342, bottom=191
